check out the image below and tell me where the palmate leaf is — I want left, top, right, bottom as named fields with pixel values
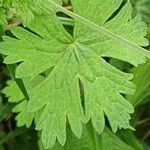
left=0, top=0, right=149, bottom=148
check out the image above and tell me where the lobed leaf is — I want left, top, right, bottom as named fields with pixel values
left=0, top=0, right=149, bottom=148
left=2, top=75, right=44, bottom=128
left=12, top=0, right=62, bottom=25
left=39, top=124, right=135, bottom=150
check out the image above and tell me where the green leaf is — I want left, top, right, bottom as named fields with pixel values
left=2, top=75, right=44, bottom=128
left=2, top=80, right=24, bottom=103
left=48, top=0, right=150, bottom=61
left=127, top=60, right=150, bottom=106
left=0, top=0, right=12, bottom=7
left=0, top=0, right=12, bottom=29
left=0, top=8, right=7, bottom=28
left=134, top=0, right=150, bottom=23
left=0, top=0, right=149, bottom=148
left=39, top=124, right=135, bottom=150
left=101, top=128, right=135, bottom=150
left=12, top=0, right=62, bottom=25
left=118, top=130, right=144, bottom=150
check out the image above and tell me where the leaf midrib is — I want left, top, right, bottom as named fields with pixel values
left=48, top=0, right=150, bottom=59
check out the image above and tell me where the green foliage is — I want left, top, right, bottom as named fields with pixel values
left=2, top=75, right=44, bottom=128
left=0, top=0, right=150, bottom=149
left=0, top=9, right=7, bottom=27
left=127, top=60, right=150, bottom=106
left=133, top=0, right=150, bottom=23
left=0, top=96, right=14, bottom=123
left=11, top=0, right=62, bottom=25
left=1, top=0, right=150, bottom=148
left=39, top=124, right=135, bottom=150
